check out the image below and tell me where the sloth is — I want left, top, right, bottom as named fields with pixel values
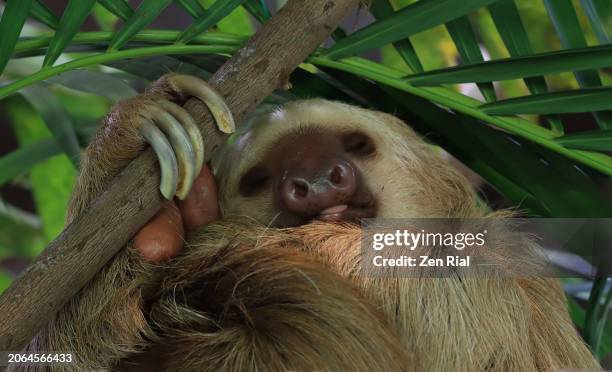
left=21, top=74, right=599, bottom=371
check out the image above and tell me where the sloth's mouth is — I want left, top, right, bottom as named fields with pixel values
left=316, top=203, right=377, bottom=223
left=274, top=204, right=376, bottom=228
left=274, top=189, right=376, bottom=227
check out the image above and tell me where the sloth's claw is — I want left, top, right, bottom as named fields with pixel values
left=147, top=106, right=197, bottom=200
left=137, top=74, right=232, bottom=200
left=139, top=120, right=179, bottom=200
left=159, top=101, right=205, bottom=174
left=168, top=74, right=236, bottom=134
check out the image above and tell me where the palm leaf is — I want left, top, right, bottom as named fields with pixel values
left=97, top=0, right=133, bottom=21
left=0, top=44, right=238, bottom=99
left=488, top=0, right=563, bottom=133
left=13, top=30, right=245, bottom=55
left=481, top=87, right=612, bottom=115
left=0, top=139, right=60, bottom=187
left=174, top=0, right=205, bottom=18
left=108, top=55, right=214, bottom=82
left=369, top=0, right=423, bottom=73
left=445, top=16, right=496, bottom=102
left=108, top=0, right=172, bottom=51
left=243, top=0, right=270, bottom=23
left=488, top=1, right=548, bottom=92
left=581, top=0, right=612, bottom=43
left=569, top=295, right=612, bottom=359
left=4, top=94, right=77, bottom=240
left=18, top=85, right=81, bottom=167
left=0, top=0, right=35, bottom=74
left=0, top=271, right=12, bottom=292
left=556, top=130, right=612, bottom=152
left=30, top=0, right=59, bottom=29
left=544, top=0, right=612, bottom=129
left=43, top=0, right=97, bottom=67
left=585, top=274, right=612, bottom=358
left=325, top=0, right=499, bottom=59
left=47, top=69, right=137, bottom=103
left=177, top=0, right=248, bottom=44
left=405, top=44, right=612, bottom=84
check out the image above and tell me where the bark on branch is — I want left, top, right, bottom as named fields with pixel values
left=0, top=0, right=360, bottom=351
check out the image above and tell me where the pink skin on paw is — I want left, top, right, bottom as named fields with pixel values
left=178, top=166, right=221, bottom=231
left=134, top=166, right=220, bottom=262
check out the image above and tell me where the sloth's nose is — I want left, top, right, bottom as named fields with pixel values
left=279, top=158, right=357, bottom=216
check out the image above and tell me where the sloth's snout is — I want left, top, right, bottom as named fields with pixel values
left=279, top=158, right=357, bottom=216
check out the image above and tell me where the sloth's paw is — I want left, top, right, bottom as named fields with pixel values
left=139, top=75, right=234, bottom=200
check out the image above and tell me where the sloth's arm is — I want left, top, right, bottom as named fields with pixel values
left=20, top=75, right=228, bottom=371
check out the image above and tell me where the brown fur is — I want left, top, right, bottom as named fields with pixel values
left=21, top=75, right=600, bottom=371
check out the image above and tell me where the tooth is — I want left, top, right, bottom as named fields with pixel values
left=168, top=74, right=236, bottom=134
left=159, top=100, right=205, bottom=173
left=146, top=106, right=196, bottom=200
left=139, top=120, right=178, bottom=200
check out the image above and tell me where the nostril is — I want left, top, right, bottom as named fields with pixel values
left=329, top=165, right=342, bottom=185
left=293, top=180, right=309, bottom=198
left=330, top=165, right=343, bottom=185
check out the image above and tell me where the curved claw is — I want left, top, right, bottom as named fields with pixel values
left=147, top=106, right=196, bottom=200
left=160, top=100, right=205, bottom=173
left=168, top=74, right=236, bottom=134
left=139, top=120, right=178, bottom=200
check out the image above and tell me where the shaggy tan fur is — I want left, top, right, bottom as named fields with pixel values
left=20, top=78, right=600, bottom=371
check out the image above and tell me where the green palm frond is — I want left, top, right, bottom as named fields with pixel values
left=108, top=0, right=172, bottom=51
left=0, top=0, right=609, bottom=175
left=177, top=0, right=248, bottom=44
left=174, top=0, right=206, bottom=18
left=325, top=0, right=500, bottom=59
left=320, top=0, right=612, bottom=175
left=43, top=0, right=97, bottom=66
left=0, top=0, right=35, bottom=73
left=97, top=0, right=133, bottom=21
left=369, top=1, right=423, bottom=73
left=30, top=0, right=59, bottom=29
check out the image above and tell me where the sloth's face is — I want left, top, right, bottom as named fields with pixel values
left=213, top=99, right=467, bottom=226
left=233, top=125, right=378, bottom=227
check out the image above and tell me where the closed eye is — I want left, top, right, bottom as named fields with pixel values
left=239, top=166, right=270, bottom=196
left=342, top=131, right=376, bottom=157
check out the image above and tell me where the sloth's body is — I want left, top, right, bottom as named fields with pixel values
left=24, top=76, right=599, bottom=371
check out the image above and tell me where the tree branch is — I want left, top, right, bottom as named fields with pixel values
left=0, top=0, right=360, bottom=351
